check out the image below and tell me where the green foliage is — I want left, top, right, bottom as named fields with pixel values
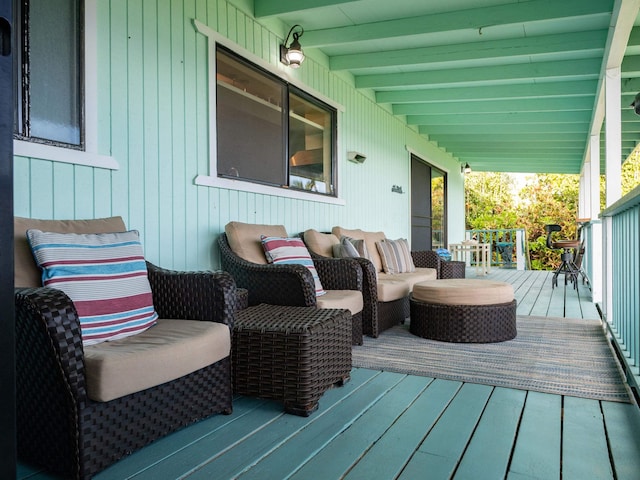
left=465, top=172, right=579, bottom=270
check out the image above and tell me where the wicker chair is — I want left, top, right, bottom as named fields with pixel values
left=219, top=222, right=364, bottom=345
left=14, top=217, right=235, bottom=480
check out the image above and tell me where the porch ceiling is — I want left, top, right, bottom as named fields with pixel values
left=254, top=0, right=640, bottom=174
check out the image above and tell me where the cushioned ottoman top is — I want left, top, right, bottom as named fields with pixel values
left=412, top=279, right=514, bottom=306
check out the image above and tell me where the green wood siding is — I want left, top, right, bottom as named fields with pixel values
left=13, top=0, right=463, bottom=271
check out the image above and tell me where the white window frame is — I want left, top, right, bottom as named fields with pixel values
left=13, top=0, right=118, bottom=170
left=193, top=19, right=345, bottom=206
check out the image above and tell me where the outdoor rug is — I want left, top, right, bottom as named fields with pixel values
left=352, top=315, right=631, bottom=403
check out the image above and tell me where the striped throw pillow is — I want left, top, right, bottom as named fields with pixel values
left=376, top=238, right=416, bottom=274
left=26, top=229, right=158, bottom=346
left=261, top=235, right=326, bottom=296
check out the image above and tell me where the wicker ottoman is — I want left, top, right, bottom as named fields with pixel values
left=409, top=279, right=517, bottom=343
left=233, top=304, right=352, bottom=416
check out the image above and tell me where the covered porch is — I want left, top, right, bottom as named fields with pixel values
left=5, top=0, right=640, bottom=478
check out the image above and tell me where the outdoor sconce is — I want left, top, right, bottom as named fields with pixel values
left=461, top=163, right=472, bottom=174
left=280, top=25, right=305, bottom=68
left=631, top=92, right=640, bottom=115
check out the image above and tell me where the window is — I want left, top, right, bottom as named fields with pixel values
left=14, top=0, right=83, bottom=148
left=215, top=46, right=337, bottom=196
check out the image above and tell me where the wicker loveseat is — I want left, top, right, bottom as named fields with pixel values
left=14, top=216, right=236, bottom=480
left=219, top=221, right=365, bottom=344
left=304, top=228, right=440, bottom=337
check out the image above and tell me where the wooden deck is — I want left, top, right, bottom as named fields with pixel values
left=18, top=270, right=640, bottom=480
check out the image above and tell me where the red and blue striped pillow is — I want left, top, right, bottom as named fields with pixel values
left=260, top=235, right=326, bottom=296
left=26, top=229, right=158, bottom=346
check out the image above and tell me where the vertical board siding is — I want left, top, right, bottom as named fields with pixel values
left=14, top=0, right=460, bottom=271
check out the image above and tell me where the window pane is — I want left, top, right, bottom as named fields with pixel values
left=216, top=47, right=286, bottom=186
left=289, top=90, right=335, bottom=195
left=29, top=0, right=81, bottom=145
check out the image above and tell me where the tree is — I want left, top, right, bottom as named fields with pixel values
left=464, top=172, right=579, bottom=270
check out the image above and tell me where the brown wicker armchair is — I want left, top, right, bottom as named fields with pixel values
left=14, top=217, right=236, bottom=480
left=218, top=222, right=364, bottom=345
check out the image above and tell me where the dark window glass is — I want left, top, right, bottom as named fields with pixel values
left=15, top=0, right=83, bottom=147
left=216, top=46, right=336, bottom=196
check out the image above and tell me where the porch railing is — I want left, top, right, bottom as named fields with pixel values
left=601, top=185, right=640, bottom=398
left=463, top=228, right=527, bottom=270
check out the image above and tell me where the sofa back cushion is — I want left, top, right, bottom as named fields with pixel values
left=225, top=221, right=288, bottom=264
left=303, top=229, right=339, bottom=257
left=332, top=227, right=386, bottom=272
left=15, top=216, right=127, bottom=288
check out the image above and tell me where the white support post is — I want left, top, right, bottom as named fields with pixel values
left=589, top=134, right=602, bottom=303
left=603, top=67, right=622, bottom=319
left=516, top=229, right=525, bottom=270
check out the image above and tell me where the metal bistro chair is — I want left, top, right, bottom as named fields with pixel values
left=544, top=224, right=582, bottom=289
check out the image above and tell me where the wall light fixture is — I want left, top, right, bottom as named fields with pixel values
left=280, top=25, right=305, bottom=68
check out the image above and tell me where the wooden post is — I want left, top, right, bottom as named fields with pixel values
left=0, top=0, right=15, bottom=478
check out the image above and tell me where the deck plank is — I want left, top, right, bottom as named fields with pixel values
left=344, top=378, right=463, bottom=479
left=201, top=370, right=407, bottom=479
left=287, top=375, right=433, bottom=479
left=454, top=387, right=527, bottom=480
left=562, top=396, right=613, bottom=479
left=601, top=401, right=640, bottom=480
left=398, top=383, right=493, bottom=479
left=508, top=391, right=561, bottom=479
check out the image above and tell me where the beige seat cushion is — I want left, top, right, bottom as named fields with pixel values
left=376, top=277, right=410, bottom=302
left=225, top=221, right=288, bottom=264
left=413, top=279, right=514, bottom=306
left=303, top=229, right=339, bottom=257
left=84, top=319, right=230, bottom=402
left=316, top=290, right=363, bottom=315
left=377, top=268, right=437, bottom=302
left=332, top=227, right=386, bottom=272
left=14, top=216, right=127, bottom=288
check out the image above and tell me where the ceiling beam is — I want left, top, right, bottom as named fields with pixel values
left=426, top=132, right=588, bottom=142
left=376, top=80, right=598, bottom=103
left=301, top=0, right=611, bottom=47
left=393, top=97, right=595, bottom=115
left=330, top=30, right=607, bottom=71
left=355, top=58, right=601, bottom=89
left=407, top=111, right=591, bottom=126
left=254, top=0, right=357, bottom=18
left=419, top=123, right=588, bottom=136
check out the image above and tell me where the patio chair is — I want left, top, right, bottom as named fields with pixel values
left=219, top=221, right=364, bottom=344
left=14, top=216, right=235, bottom=480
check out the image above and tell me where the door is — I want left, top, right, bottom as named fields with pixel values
left=411, top=155, right=446, bottom=251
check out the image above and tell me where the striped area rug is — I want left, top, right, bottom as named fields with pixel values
left=352, top=316, right=631, bottom=403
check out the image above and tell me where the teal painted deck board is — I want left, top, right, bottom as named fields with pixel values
left=288, top=375, right=433, bottom=479
left=508, top=391, right=561, bottom=480
left=402, top=383, right=493, bottom=478
left=454, top=387, right=527, bottom=479
left=601, top=401, right=640, bottom=480
left=344, top=378, right=463, bottom=479
left=208, top=371, right=407, bottom=479
left=562, top=396, right=613, bottom=479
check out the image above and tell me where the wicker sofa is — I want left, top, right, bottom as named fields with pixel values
left=303, top=228, right=440, bottom=337
left=14, top=217, right=235, bottom=480
left=219, top=221, right=365, bottom=345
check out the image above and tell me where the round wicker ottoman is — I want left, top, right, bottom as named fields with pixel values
left=409, top=279, right=517, bottom=343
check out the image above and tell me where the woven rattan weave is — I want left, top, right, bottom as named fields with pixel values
left=15, top=264, right=235, bottom=480
left=219, top=233, right=364, bottom=345
left=409, top=297, right=517, bottom=343
left=233, top=304, right=352, bottom=416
